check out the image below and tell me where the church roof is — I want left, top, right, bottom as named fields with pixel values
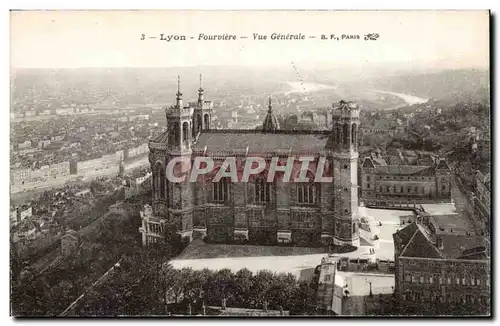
left=151, top=130, right=169, bottom=143
left=192, top=130, right=329, bottom=155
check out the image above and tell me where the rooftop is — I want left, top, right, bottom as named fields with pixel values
left=192, top=130, right=330, bottom=155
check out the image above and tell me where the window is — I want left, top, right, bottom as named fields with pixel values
left=404, top=272, right=411, bottom=282
left=213, top=178, right=229, bottom=203
left=367, top=176, right=371, bottom=181
left=182, top=122, right=189, bottom=144
left=429, top=275, right=433, bottom=284
left=477, top=278, right=481, bottom=286
left=411, top=275, right=417, bottom=283
left=367, top=184, right=371, bottom=189
left=456, top=277, right=460, bottom=285
left=462, top=277, right=467, bottom=285
left=420, top=276, right=425, bottom=284
left=414, top=292, right=421, bottom=301
left=471, top=277, right=475, bottom=286
left=255, top=177, right=271, bottom=205
left=297, top=183, right=316, bottom=205
left=324, top=274, right=331, bottom=282
left=447, top=276, right=451, bottom=284
left=401, top=186, right=404, bottom=193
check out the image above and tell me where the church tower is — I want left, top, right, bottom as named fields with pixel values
left=262, top=95, right=280, bottom=131
left=193, top=74, right=213, bottom=137
left=165, top=75, right=195, bottom=243
left=327, top=100, right=360, bottom=247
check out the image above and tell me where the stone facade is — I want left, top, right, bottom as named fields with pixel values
left=140, top=79, right=360, bottom=248
left=393, top=210, right=490, bottom=315
left=360, top=156, right=452, bottom=204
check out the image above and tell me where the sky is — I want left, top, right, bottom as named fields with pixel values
left=10, top=10, right=490, bottom=69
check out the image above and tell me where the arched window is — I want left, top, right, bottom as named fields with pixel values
left=255, top=175, right=271, bottom=204
left=155, top=162, right=165, bottom=199
left=336, top=123, right=341, bottom=147
left=171, top=122, right=179, bottom=145
left=213, top=177, right=229, bottom=203
left=297, top=183, right=316, bottom=205
left=196, top=114, right=202, bottom=135
left=343, top=123, right=349, bottom=148
left=182, top=122, right=189, bottom=144
left=352, top=222, right=357, bottom=234
left=351, top=124, right=357, bottom=146
left=204, top=114, right=210, bottom=129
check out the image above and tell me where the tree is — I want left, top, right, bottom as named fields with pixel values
left=249, top=270, right=275, bottom=308
left=233, top=268, right=254, bottom=307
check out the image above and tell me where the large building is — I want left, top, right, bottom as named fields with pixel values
left=140, top=76, right=361, bottom=248
left=360, top=153, right=452, bottom=204
left=393, top=209, right=490, bottom=315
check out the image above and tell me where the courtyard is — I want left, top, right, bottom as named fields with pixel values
left=171, top=202, right=467, bottom=282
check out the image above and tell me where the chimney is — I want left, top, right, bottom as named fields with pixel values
left=263, top=300, right=268, bottom=312
left=202, top=302, right=206, bottom=316
left=187, top=303, right=192, bottom=315
left=279, top=305, right=284, bottom=316
left=222, top=297, right=226, bottom=310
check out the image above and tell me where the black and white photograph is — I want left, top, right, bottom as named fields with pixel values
left=8, top=10, right=491, bottom=317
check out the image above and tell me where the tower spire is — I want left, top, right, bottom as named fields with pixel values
left=176, top=75, right=183, bottom=108
left=262, top=94, right=279, bottom=131
left=198, top=73, right=204, bottom=103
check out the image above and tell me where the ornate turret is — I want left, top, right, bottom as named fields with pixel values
left=262, top=95, right=280, bottom=132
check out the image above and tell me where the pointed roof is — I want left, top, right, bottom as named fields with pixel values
left=362, top=157, right=376, bottom=168
left=394, top=216, right=489, bottom=260
left=393, top=221, right=418, bottom=247
left=262, top=95, right=280, bottom=132
left=400, top=225, right=445, bottom=259
left=436, top=158, right=450, bottom=170
left=151, top=130, right=169, bottom=143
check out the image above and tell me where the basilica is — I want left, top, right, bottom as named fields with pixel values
left=140, top=76, right=361, bottom=248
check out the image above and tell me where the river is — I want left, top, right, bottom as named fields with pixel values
left=285, top=81, right=428, bottom=106
left=368, top=89, right=428, bottom=106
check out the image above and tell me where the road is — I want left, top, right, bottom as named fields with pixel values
left=451, top=174, right=483, bottom=234
left=60, top=258, right=123, bottom=316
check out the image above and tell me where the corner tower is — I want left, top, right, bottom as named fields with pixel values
left=193, top=74, right=213, bottom=136
left=328, top=100, right=360, bottom=247
left=164, top=75, right=195, bottom=243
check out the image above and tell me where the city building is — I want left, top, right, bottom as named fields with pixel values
left=316, top=256, right=344, bottom=315
left=140, top=76, right=361, bottom=248
left=393, top=209, right=490, bottom=315
left=360, top=154, right=452, bottom=204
